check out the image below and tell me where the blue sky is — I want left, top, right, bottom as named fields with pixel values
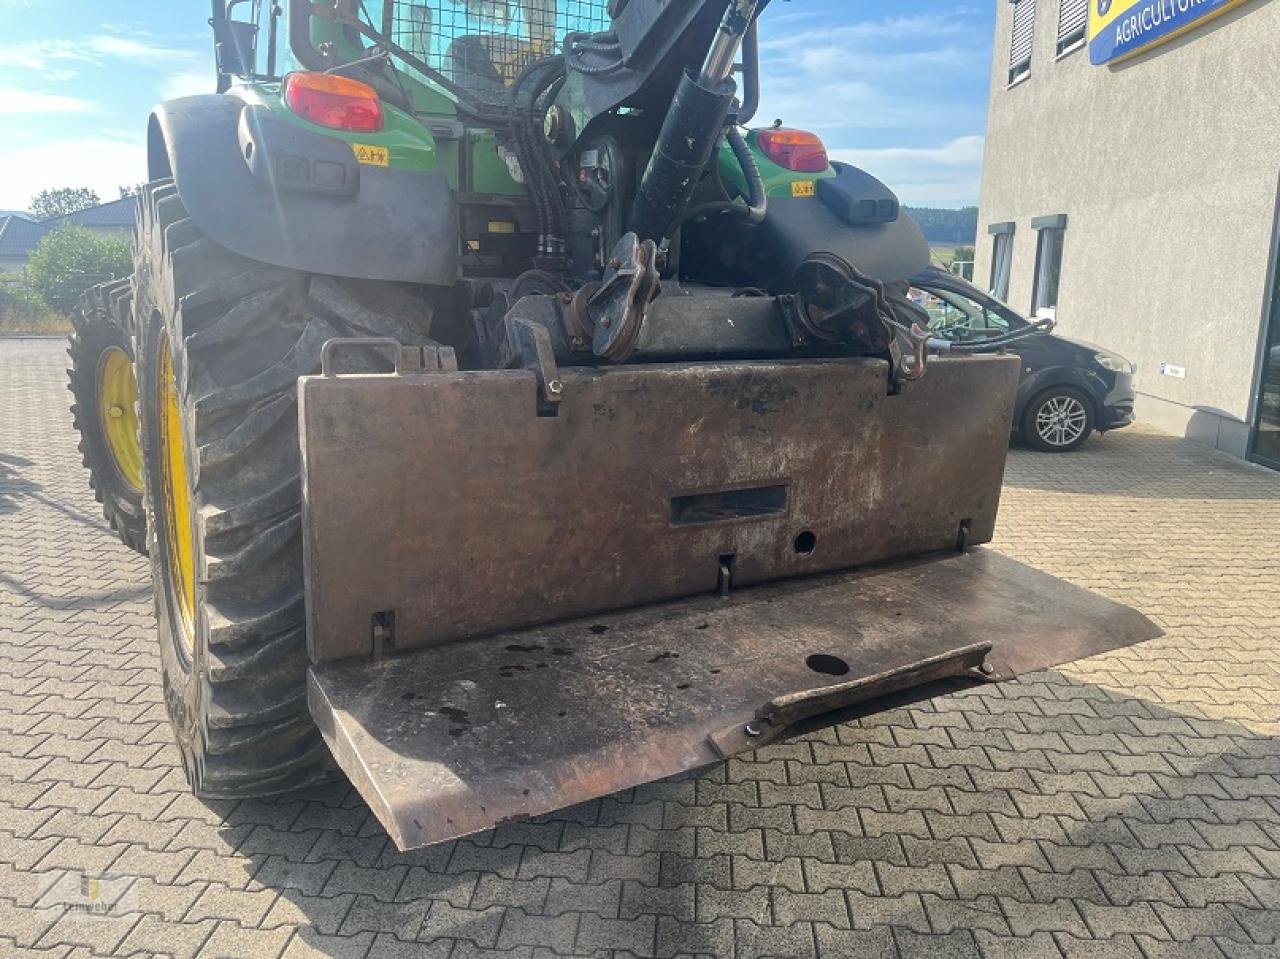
left=0, top=1, right=994, bottom=211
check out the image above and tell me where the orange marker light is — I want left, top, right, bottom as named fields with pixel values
left=283, top=72, right=384, bottom=134
left=757, top=128, right=829, bottom=173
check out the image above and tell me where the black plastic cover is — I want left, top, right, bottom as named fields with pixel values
left=819, top=162, right=901, bottom=225
left=238, top=105, right=362, bottom=198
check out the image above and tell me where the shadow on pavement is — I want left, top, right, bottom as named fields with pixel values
left=0, top=570, right=152, bottom=611
left=178, top=670, right=1279, bottom=957
left=0, top=451, right=40, bottom=516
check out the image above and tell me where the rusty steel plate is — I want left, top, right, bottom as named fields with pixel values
left=308, top=547, right=1161, bottom=850
left=299, top=356, right=1020, bottom=662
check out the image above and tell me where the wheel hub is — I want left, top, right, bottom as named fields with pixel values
left=96, top=347, right=143, bottom=492
left=157, top=337, right=197, bottom=656
left=1036, top=396, right=1087, bottom=447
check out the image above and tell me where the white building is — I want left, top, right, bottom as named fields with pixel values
left=975, top=0, right=1280, bottom=468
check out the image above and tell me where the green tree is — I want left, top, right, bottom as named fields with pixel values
left=25, top=226, right=131, bottom=314
left=903, top=206, right=979, bottom=245
left=29, top=187, right=101, bottom=221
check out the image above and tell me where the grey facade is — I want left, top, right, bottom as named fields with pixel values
left=975, top=0, right=1280, bottom=461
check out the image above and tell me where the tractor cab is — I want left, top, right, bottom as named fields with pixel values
left=211, top=1, right=608, bottom=98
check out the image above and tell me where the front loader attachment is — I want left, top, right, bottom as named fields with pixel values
left=298, top=353, right=1159, bottom=850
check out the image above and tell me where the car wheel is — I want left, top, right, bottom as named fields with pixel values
left=1022, top=387, right=1095, bottom=453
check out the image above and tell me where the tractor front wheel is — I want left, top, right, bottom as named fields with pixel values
left=132, top=179, right=438, bottom=797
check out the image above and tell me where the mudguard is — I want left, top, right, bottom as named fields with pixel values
left=146, top=95, right=459, bottom=285
left=762, top=163, right=930, bottom=283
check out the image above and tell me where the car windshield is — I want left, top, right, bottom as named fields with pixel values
left=910, top=280, right=1019, bottom=341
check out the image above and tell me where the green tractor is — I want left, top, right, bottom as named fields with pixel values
left=94, top=0, right=1157, bottom=849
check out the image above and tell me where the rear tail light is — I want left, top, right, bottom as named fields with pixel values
left=283, top=72, right=383, bottom=134
left=756, top=128, right=829, bottom=173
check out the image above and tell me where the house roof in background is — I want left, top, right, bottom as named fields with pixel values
left=0, top=215, right=50, bottom=259
left=0, top=197, right=138, bottom=260
left=54, top=196, right=138, bottom=229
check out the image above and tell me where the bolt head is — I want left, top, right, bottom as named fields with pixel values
left=107, top=405, right=124, bottom=419
left=547, top=379, right=563, bottom=395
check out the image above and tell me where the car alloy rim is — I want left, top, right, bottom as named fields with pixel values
left=96, top=347, right=144, bottom=492
left=1035, top=395, right=1088, bottom=447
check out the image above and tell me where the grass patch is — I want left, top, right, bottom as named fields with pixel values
left=0, top=305, right=73, bottom=335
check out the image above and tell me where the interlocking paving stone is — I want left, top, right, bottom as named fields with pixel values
left=4, top=336, right=1280, bottom=956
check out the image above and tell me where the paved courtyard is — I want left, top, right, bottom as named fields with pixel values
left=1, top=335, right=1278, bottom=959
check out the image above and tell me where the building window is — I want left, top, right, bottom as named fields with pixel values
left=1031, top=215, right=1067, bottom=317
left=1057, top=0, right=1088, bottom=55
left=988, top=222, right=1015, bottom=301
left=1009, top=0, right=1036, bottom=85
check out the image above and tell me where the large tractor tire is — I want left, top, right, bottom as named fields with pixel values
left=132, top=179, right=438, bottom=798
left=67, top=280, right=148, bottom=554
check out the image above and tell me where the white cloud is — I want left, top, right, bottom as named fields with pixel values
left=0, top=34, right=200, bottom=79
left=754, top=7, right=991, bottom=207
left=0, top=136, right=146, bottom=210
left=160, top=69, right=214, bottom=101
left=830, top=136, right=986, bottom=208
left=0, top=86, right=97, bottom=114
left=85, top=36, right=195, bottom=62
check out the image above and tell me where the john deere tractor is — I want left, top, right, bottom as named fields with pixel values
left=77, top=0, right=1157, bottom=849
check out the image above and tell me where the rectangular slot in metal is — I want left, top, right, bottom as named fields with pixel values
left=671, top=484, right=788, bottom=526
left=300, top=357, right=1022, bottom=662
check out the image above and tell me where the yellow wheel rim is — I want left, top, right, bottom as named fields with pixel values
left=157, top=337, right=197, bottom=653
left=97, top=347, right=143, bottom=492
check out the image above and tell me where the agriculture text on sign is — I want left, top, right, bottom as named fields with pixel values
left=1088, top=0, right=1252, bottom=64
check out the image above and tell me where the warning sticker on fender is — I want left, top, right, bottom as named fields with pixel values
left=352, top=143, right=390, bottom=167
left=791, top=180, right=816, bottom=198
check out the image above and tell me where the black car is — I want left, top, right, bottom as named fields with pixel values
left=910, top=267, right=1136, bottom=452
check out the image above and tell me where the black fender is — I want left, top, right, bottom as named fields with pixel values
left=760, top=162, right=929, bottom=285
left=147, top=95, right=458, bottom=285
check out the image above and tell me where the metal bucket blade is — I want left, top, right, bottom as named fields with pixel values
left=307, top=548, right=1160, bottom=850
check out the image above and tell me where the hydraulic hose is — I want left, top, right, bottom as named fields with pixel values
left=673, top=126, right=767, bottom=229
left=927, top=318, right=1055, bottom=352
left=885, top=300, right=1054, bottom=353
left=564, top=31, right=624, bottom=75
left=510, top=57, right=569, bottom=260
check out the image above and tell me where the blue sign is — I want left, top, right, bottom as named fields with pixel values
left=1089, top=0, right=1252, bottom=65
